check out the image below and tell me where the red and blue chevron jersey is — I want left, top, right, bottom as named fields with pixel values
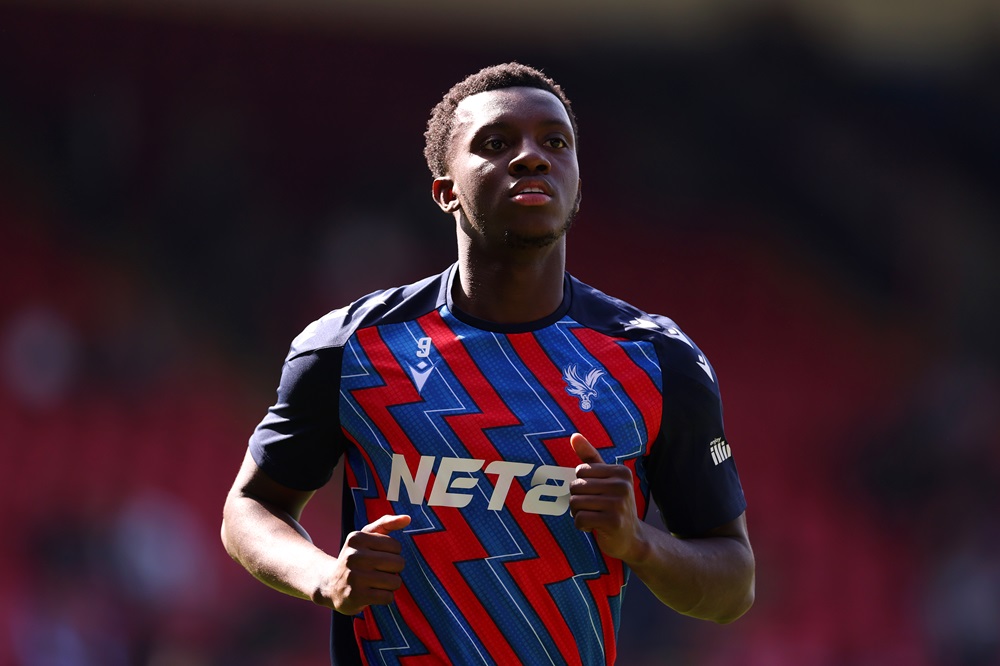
left=250, top=264, right=746, bottom=666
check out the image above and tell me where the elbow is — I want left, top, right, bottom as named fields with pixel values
left=220, top=495, right=241, bottom=561
left=713, top=582, right=755, bottom=624
left=675, top=567, right=755, bottom=624
left=712, top=553, right=756, bottom=624
left=220, top=516, right=233, bottom=557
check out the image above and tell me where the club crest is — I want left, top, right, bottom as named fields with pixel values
left=563, top=364, right=604, bottom=411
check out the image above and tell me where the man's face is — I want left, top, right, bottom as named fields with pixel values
left=436, top=86, right=581, bottom=252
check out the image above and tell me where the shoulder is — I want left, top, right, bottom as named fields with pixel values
left=286, top=267, right=450, bottom=361
left=567, top=274, right=719, bottom=392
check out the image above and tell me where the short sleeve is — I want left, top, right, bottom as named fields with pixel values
left=248, top=347, right=348, bottom=491
left=644, top=362, right=746, bottom=537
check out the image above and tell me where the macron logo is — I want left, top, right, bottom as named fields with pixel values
left=407, top=361, right=435, bottom=394
left=386, top=454, right=576, bottom=516
left=628, top=317, right=659, bottom=330
left=695, top=354, right=714, bottom=382
left=709, top=437, right=732, bottom=466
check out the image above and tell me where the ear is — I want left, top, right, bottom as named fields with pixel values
left=432, top=177, right=461, bottom=213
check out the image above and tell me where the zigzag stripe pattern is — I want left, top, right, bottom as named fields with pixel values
left=338, top=308, right=662, bottom=665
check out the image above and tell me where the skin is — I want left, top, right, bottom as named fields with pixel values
left=221, top=86, right=754, bottom=626
left=431, top=86, right=580, bottom=324
left=569, top=433, right=754, bottom=623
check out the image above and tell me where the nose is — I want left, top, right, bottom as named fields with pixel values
left=509, top=141, right=550, bottom=175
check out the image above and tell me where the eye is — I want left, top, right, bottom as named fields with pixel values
left=546, top=137, right=569, bottom=149
left=482, top=138, right=506, bottom=151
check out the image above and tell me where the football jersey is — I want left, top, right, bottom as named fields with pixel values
left=249, top=263, right=746, bottom=666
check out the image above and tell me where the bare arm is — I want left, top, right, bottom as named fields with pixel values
left=568, top=434, right=755, bottom=624
left=623, top=514, right=754, bottom=623
left=221, top=449, right=410, bottom=614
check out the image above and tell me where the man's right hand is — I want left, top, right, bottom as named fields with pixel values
left=325, top=514, right=411, bottom=615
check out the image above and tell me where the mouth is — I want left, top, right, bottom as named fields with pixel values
left=509, top=180, right=553, bottom=206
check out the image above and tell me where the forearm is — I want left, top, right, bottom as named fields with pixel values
left=221, top=493, right=337, bottom=607
left=625, top=521, right=755, bottom=624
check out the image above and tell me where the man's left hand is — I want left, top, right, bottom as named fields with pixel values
left=568, top=433, right=647, bottom=563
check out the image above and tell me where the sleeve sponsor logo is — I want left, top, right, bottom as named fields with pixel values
left=709, top=437, right=732, bottom=465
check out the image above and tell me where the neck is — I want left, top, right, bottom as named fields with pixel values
left=452, top=246, right=566, bottom=324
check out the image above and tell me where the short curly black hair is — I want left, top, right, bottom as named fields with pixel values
left=423, top=62, right=577, bottom=178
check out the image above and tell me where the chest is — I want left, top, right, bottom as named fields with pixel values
left=338, top=312, right=662, bottom=470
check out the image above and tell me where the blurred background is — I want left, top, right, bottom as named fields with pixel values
left=1, top=1, right=999, bottom=664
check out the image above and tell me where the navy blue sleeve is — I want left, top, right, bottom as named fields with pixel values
left=645, top=348, right=747, bottom=537
left=248, top=347, right=348, bottom=491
